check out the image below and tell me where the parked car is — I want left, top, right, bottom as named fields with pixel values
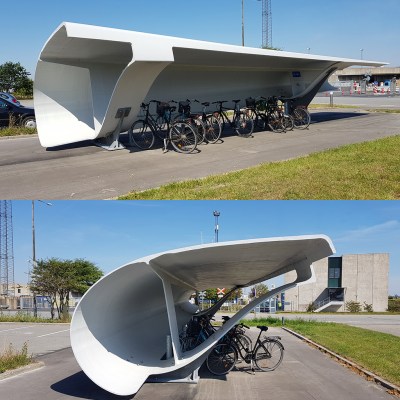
left=0, top=98, right=36, bottom=128
left=0, top=92, right=20, bottom=106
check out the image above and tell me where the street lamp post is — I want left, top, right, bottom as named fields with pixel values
left=213, top=211, right=220, bottom=243
left=360, top=48, right=364, bottom=60
left=31, top=200, right=52, bottom=317
left=241, top=0, right=245, bottom=46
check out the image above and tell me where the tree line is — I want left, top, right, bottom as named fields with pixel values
left=30, top=258, right=103, bottom=319
left=0, top=62, right=33, bottom=97
left=199, top=283, right=269, bottom=303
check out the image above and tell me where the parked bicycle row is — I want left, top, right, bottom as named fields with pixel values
left=128, top=97, right=311, bottom=154
left=179, top=314, right=284, bottom=375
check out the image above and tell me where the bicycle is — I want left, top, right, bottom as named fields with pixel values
left=247, top=96, right=291, bottom=133
left=172, top=100, right=206, bottom=145
left=245, top=97, right=268, bottom=132
left=221, top=315, right=252, bottom=351
left=193, top=100, right=222, bottom=144
left=206, top=325, right=284, bottom=375
left=212, top=100, right=254, bottom=138
left=265, top=96, right=291, bottom=133
left=279, top=97, right=311, bottom=130
left=180, top=314, right=215, bottom=352
left=129, top=101, right=197, bottom=154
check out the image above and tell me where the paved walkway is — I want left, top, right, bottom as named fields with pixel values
left=0, top=327, right=394, bottom=400
left=1, top=110, right=399, bottom=199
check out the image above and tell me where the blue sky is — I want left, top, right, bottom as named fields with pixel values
left=2, top=0, right=399, bottom=76
left=9, top=200, right=400, bottom=295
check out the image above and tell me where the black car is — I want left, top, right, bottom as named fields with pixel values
left=0, top=98, right=36, bottom=128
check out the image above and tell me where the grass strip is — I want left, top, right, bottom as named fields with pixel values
left=120, top=135, right=400, bottom=199
left=0, top=312, right=70, bottom=323
left=242, top=317, right=400, bottom=387
left=310, top=104, right=400, bottom=113
left=0, top=343, right=32, bottom=373
left=0, top=127, right=37, bottom=137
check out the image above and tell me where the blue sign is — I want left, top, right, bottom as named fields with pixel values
left=292, top=71, right=301, bottom=78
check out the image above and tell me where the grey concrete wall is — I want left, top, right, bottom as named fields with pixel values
left=342, top=254, right=389, bottom=312
left=284, top=254, right=389, bottom=312
left=284, top=259, right=329, bottom=311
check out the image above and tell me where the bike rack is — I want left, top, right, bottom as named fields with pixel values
left=94, top=107, right=131, bottom=151
left=147, top=367, right=200, bottom=385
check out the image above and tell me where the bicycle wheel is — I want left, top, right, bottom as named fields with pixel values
left=267, top=112, right=285, bottom=133
left=292, top=107, right=311, bottom=130
left=235, top=112, right=254, bottom=137
left=214, top=112, right=227, bottom=133
left=254, top=339, right=284, bottom=371
left=193, top=117, right=206, bottom=145
left=204, top=115, right=222, bottom=144
left=282, top=115, right=294, bottom=132
left=169, top=121, right=198, bottom=154
left=236, top=334, right=252, bottom=351
left=128, top=120, right=155, bottom=149
left=206, top=343, right=237, bottom=375
left=156, top=115, right=168, bottom=135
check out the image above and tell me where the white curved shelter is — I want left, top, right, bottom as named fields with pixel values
left=71, top=235, right=335, bottom=396
left=34, top=22, right=384, bottom=148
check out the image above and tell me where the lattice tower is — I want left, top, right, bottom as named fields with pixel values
left=261, top=0, right=272, bottom=48
left=0, top=200, right=15, bottom=296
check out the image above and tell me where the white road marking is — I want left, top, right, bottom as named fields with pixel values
left=0, top=326, right=34, bottom=333
left=37, top=329, right=69, bottom=338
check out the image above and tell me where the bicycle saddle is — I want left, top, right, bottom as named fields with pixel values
left=257, top=326, right=269, bottom=332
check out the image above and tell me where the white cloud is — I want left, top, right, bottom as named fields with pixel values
left=334, top=220, right=400, bottom=242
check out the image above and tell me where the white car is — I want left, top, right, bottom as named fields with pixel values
left=0, top=92, right=20, bottom=106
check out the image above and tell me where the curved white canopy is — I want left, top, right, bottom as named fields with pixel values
left=34, top=22, right=385, bottom=147
left=71, top=235, right=335, bottom=395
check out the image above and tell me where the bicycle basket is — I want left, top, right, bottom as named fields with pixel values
left=245, top=97, right=256, bottom=109
left=256, top=99, right=267, bottom=111
left=178, top=101, right=190, bottom=115
left=157, top=102, right=170, bottom=117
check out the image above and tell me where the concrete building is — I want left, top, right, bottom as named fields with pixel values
left=329, top=66, right=399, bottom=93
left=284, top=253, right=389, bottom=312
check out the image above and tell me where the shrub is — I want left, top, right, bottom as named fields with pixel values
left=363, top=302, right=373, bottom=312
left=388, top=299, right=400, bottom=312
left=345, top=300, right=361, bottom=313
left=306, top=302, right=316, bottom=312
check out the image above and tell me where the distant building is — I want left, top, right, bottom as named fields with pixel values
left=330, top=66, right=399, bottom=84
left=0, top=283, right=82, bottom=310
left=329, top=67, right=399, bottom=93
left=284, top=254, right=389, bottom=312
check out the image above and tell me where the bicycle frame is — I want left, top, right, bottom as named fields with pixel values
left=214, top=101, right=241, bottom=129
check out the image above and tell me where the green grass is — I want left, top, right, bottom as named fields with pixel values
left=0, top=343, right=32, bottom=373
left=0, top=311, right=70, bottom=323
left=242, top=317, right=400, bottom=387
left=120, top=135, right=400, bottom=199
left=310, top=104, right=400, bottom=113
left=0, top=127, right=37, bottom=137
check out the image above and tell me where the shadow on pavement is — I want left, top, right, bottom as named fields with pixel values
left=51, top=371, right=134, bottom=399
left=310, top=111, right=368, bottom=124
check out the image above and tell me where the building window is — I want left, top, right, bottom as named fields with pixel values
left=18, top=288, right=21, bottom=294
left=328, top=257, right=342, bottom=288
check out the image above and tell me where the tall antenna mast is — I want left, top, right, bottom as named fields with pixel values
left=261, top=0, right=272, bottom=48
left=0, top=200, right=15, bottom=296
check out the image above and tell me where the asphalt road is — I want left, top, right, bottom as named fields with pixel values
left=0, top=326, right=394, bottom=400
left=313, top=93, right=400, bottom=109
left=1, top=110, right=399, bottom=199
left=247, top=313, right=400, bottom=337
